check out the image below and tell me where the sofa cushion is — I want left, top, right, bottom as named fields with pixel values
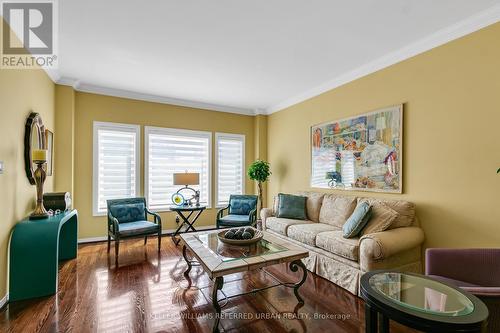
left=287, top=223, right=338, bottom=246
left=343, top=201, right=372, bottom=238
left=360, top=202, right=399, bottom=236
left=297, top=191, right=325, bottom=222
left=316, top=230, right=360, bottom=261
left=118, top=220, right=159, bottom=236
left=266, top=217, right=313, bottom=236
left=277, top=193, right=307, bottom=220
left=359, top=197, right=415, bottom=229
left=319, top=194, right=357, bottom=227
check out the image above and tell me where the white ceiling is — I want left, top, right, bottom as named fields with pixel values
left=55, top=0, right=500, bottom=114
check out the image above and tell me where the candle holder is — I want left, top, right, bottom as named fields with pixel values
left=30, top=160, right=49, bottom=220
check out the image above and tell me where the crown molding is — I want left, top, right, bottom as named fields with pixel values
left=42, top=4, right=500, bottom=117
left=55, top=78, right=258, bottom=115
left=265, top=4, right=500, bottom=114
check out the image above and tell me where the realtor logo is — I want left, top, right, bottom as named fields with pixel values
left=1, top=0, right=58, bottom=69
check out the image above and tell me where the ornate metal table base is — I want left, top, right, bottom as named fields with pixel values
left=171, top=207, right=205, bottom=246
left=182, top=245, right=307, bottom=333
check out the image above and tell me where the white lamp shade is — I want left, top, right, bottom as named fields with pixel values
left=173, top=172, right=199, bottom=186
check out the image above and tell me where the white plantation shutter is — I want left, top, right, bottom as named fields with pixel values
left=93, top=122, right=140, bottom=215
left=216, top=133, right=245, bottom=206
left=145, top=127, right=211, bottom=210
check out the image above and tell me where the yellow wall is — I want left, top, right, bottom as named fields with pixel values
left=73, top=92, right=257, bottom=239
left=54, top=85, right=75, bottom=195
left=0, top=70, right=55, bottom=300
left=267, top=22, right=500, bottom=249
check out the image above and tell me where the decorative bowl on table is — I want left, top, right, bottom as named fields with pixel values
left=217, top=227, right=263, bottom=245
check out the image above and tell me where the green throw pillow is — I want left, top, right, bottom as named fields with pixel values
left=277, top=193, right=307, bottom=220
left=343, top=201, right=372, bottom=238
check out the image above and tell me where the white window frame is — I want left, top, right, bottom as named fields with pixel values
left=215, top=132, right=246, bottom=208
left=144, top=126, right=212, bottom=211
left=92, top=121, right=141, bottom=216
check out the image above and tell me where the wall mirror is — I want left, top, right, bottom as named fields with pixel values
left=24, top=112, right=46, bottom=185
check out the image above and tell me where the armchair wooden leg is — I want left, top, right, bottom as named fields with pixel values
left=158, top=233, right=161, bottom=252
left=107, top=235, right=111, bottom=253
left=115, top=239, right=119, bottom=263
left=144, top=236, right=147, bottom=245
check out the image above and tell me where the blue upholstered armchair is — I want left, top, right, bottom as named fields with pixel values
left=216, top=195, right=258, bottom=229
left=107, top=198, right=162, bottom=261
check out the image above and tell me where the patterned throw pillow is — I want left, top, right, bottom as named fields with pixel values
left=277, top=193, right=307, bottom=220
left=360, top=202, right=399, bottom=236
left=343, top=201, right=372, bottom=238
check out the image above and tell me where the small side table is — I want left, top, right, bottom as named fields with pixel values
left=170, top=205, right=206, bottom=246
left=360, top=270, right=489, bottom=333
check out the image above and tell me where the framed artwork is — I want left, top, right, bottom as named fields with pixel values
left=45, top=129, right=54, bottom=176
left=311, top=105, right=403, bottom=193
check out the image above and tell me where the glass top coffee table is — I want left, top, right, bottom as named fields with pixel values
left=180, top=229, right=309, bottom=333
left=360, top=271, right=489, bottom=333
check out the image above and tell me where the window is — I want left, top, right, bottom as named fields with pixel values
left=145, top=127, right=211, bottom=210
left=93, top=122, right=140, bottom=216
left=216, top=133, right=245, bottom=207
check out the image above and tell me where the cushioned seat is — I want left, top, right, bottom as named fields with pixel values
left=316, top=230, right=360, bottom=261
left=286, top=223, right=338, bottom=246
left=118, top=220, right=160, bottom=237
left=266, top=217, right=313, bottom=236
left=218, top=214, right=251, bottom=225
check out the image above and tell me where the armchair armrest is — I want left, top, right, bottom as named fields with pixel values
left=217, top=205, right=230, bottom=220
left=145, top=208, right=162, bottom=226
left=260, top=208, right=274, bottom=230
left=360, top=227, right=424, bottom=269
left=108, top=212, right=119, bottom=234
left=249, top=208, right=257, bottom=224
left=462, top=287, right=500, bottom=297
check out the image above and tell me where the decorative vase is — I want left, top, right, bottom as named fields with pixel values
left=30, top=161, right=49, bottom=220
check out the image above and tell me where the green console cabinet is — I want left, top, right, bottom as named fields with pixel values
left=9, top=209, right=78, bottom=302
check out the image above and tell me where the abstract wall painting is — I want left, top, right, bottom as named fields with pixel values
left=311, top=105, right=403, bottom=193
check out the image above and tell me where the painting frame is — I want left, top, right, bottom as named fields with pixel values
left=310, top=104, right=403, bottom=194
left=45, top=129, right=54, bottom=176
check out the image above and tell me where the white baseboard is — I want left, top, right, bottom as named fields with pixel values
left=77, top=225, right=217, bottom=244
left=0, top=293, right=8, bottom=309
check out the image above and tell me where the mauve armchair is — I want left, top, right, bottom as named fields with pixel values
left=425, top=248, right=500, bottom=333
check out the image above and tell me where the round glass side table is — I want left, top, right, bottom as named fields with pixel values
left=360, top=271, right=489, bottom=333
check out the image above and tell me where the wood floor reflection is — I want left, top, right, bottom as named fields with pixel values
left=0, top=237, right=419, bottom=333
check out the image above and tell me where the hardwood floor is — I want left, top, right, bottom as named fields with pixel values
left=0, top=236, right=419, bottom=333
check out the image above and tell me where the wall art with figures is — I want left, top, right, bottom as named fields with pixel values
left=311, top=105, right=403, bottom=193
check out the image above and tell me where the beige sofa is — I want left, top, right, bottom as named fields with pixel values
left=261, top=192, right=425, bottom=295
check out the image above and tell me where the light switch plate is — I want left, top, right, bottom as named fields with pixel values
left=0, top=161, right=3, bottom=174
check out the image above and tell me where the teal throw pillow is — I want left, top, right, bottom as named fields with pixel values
left=343, top=201, right=372, bottom=238
left=277, top=193, right=307, bottom=220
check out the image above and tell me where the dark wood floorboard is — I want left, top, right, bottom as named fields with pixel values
left=0, top=237, right=420, bottom=333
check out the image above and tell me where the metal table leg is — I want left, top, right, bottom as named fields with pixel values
left=289, top=260, right=307, bottom=304
left=212, top=276, right=224, bottom=333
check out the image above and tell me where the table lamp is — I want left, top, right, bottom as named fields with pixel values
left=30, top=149, right=49, bottom=219
left=173, top=172, right=200, bottom=206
